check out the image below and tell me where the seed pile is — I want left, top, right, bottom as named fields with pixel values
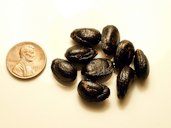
left=51, top=25, right=150, bottom=103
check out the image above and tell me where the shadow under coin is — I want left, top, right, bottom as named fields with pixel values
left=52, top=73, right=76, bottom=91
left=77, top=95, right=110, bottom=112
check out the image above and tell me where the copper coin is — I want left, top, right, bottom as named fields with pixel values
left=6, top=42, right=47, bottom=79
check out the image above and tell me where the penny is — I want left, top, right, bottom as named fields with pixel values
left=6, top=42, right=47, bottom=79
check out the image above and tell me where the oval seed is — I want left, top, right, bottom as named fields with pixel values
left=81, top=58, right=113, bottom=81
left=70, top=28, right=101, bottom=46
left=65, top=45, right=97, bottom=63
left=115, top=40, right=135, bottom=69
left=117, top=66, right=134, bottom=99
left=101, top=25, right=120, bottom=55
left=78, top=80, right=110, bottom=102
left=51, top=58, right=77, bottom=82
left=134, top=49, right=149, bottom=80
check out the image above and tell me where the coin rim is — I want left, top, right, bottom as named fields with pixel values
left=6, top=41, right=47, bottom=79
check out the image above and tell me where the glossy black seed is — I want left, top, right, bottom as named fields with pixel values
left=134, top=49, right=149, bottom=80
left=78, top=80, right=110, bottom=102
left=101, top=25, right=120, bottom=55
left=81, top=58, right=113, bottom=81
left=117, top=66, right=134, bottom=99
left=70, top=28, right=101, bottom=46
left=51, top=58, right=77, bottom=82
left=115, top=40, right=135, bottom=69
left=65, top=45, right=97, bottom=63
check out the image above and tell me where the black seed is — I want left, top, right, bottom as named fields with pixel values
left=101, top=25, right=120, bottom=55
left=51, top=58, right=77, bottom=82
left=78, top=80, right=110, bottom=102
left=115, top=40, right=135, bottom=69
left=117, top=66, right=134, bottom=99
left=70, top=28, right=101, bottom=46
left=134, top=49, right=149, bottom=80
left=81, top=58, right=113, bottom=81
left=65, top=45, right=97, bottom=63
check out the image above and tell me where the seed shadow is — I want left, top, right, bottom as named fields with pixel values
left=77, top=95, right=110, bottom=112
left=113, top=67, right=119, bottom=75
left=95, top=43, right=114, bottom=60
left=96, top=73, right=113, bottom=83
left=117, top=81, right=136, bottom=109
left=135, top=76, right=150, bottom=92
left=52, top=73, right=76, bottom=91
left=117, top=74, right=150, bottom=109
left=70, top=39, right=77, bottom=45
left=72, top=63, right=86, bottom=71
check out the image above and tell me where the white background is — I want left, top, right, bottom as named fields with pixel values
left=0, top=0, right=171, bottom=128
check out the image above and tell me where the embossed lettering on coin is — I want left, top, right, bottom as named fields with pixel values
left=6, top=42, right=46, bottom=79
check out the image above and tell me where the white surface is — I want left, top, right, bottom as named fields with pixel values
left=0, top=0, right=171, bottom=128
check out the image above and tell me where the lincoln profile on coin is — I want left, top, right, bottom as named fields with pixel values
left=12, top=44, right=36, bottom=77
